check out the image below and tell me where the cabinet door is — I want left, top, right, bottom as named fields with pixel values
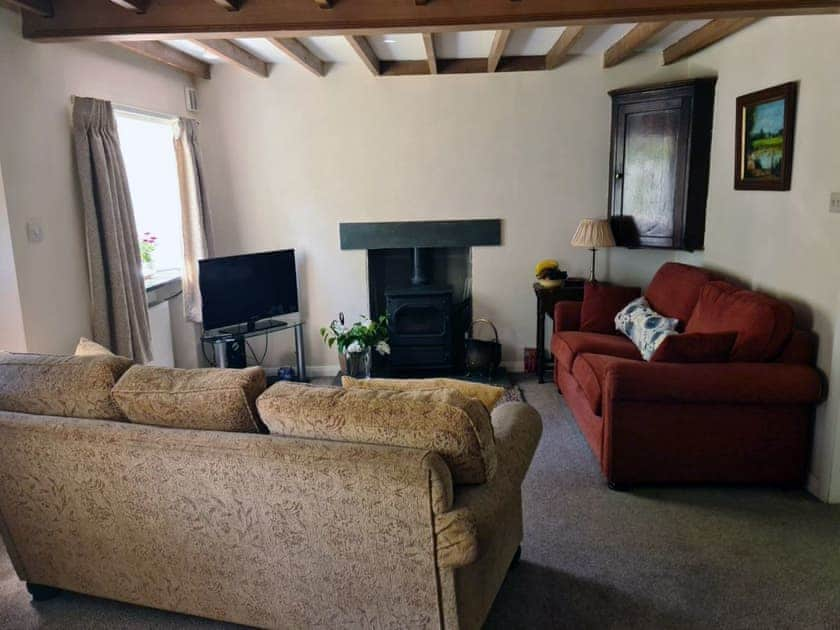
left=610, top=95, right=691, bottom=248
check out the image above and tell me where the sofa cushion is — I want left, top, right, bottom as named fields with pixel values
left=686, top=281, right=795, bottom=362
left=552, top=331, right=641, bottom=373
left=650, top=332, right=737, bottom=363
left=0, top=352, right=131, bottom=420
left=257, top=382, right=496, bottom=484
left=644, top=262, right=716, bottom=326
left=75, top=337, right=118, bottom=357
left=113, top=365, right=266, bottom=432
left=580, top=282, right=641, bottom=335
left=341, top=375, right=504, bottom=412
left=615, top=297, right=680, bottom=361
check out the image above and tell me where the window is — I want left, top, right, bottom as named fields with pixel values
left=114, top=109, right=183, bottom=284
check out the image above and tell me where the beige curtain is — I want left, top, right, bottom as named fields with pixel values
left=72, top=97, right=152, bottom=363
left=174, top=118, right=214, bottom=323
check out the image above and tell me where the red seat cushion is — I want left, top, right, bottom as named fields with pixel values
left=644, top=263, right=716, bottom=326
left=686, top=281, right=795, bottom=362
left=551, top=331, right=641, bottom=373
left=650, top=332, right=737, bottom=363
left=580, top=282, right=641, bottom=335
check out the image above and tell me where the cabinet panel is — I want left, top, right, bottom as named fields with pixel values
left=608, top=79, right=715, bottom=251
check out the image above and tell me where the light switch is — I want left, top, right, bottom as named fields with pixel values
left=26, top=220, right=44, bottom=243
left=831, top=193, right=840, bottom=214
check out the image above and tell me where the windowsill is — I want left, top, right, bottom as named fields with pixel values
left=145, top=269, right=182, bottom=307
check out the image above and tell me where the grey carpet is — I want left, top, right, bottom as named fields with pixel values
left=2, top=377, right=839, bottom=629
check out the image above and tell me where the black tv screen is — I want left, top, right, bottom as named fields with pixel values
left=199, top=249, right=299, bottom=331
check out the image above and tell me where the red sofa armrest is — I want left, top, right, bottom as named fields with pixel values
left=553, top=301, right=582, bottom=333
left=603, top=361, right=824, bottom=406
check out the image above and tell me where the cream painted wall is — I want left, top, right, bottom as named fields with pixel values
left=196, top=16, right=840, bottom=501
left=0, top=9, right=195, bottom=355
left=195, top=43, right=696, bottom=376
left=0, top=160, right=27, bottom=352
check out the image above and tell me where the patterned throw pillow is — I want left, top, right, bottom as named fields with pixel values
left=615, top=297, right=680, bottom=361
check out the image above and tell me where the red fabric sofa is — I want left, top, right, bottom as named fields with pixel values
left=552, top=262, right=823, bottom=488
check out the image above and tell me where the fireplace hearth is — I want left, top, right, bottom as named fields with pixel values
left=339, top=220, right=502, bottom=375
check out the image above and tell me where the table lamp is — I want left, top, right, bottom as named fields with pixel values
left=571, top=218, right=615, bottom=282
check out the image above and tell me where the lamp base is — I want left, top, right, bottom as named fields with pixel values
left=589, top=248, right=597, bottom=282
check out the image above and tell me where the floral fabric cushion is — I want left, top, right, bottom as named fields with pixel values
left=0, top=351, right=132, bottom=420
left=113, top=365, right=266, bottom=432
left=258, top=382, right=497, bottom=484
left=341, top=376, right=504, bottom=412
left=615, top=297, right=680, bottom=361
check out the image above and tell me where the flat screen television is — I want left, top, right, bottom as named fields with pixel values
left=199, top=249, right=299, bottom=332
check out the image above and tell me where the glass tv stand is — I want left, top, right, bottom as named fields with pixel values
left=201, top=313, right=306, bottom=380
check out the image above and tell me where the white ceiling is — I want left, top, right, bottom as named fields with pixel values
left=163, top=20, right=714, bottom=66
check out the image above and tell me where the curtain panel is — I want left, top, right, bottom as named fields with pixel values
left=72, top=97, right=152, bottom=363
left=174, top=118, right=214, bottom=323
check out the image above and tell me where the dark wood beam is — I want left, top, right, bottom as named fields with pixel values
left=345, top=35, right=380, bottom=76
left=7, top=0, right=52, bottom=17
left=603, top=21, right=670, bottom=67
left=545, top=25, right=584, bottom=69
left=663, top=17, right=758, bottom=64
left=20, top=0, right=840, bottom=42
left=191, top=39, right=270, bottom=77
left=487, top=29, right=511, bottom=72
left=380, top=55, right=546, bottom=76
left=268, top=37, right=325, bottom=76
left=109, top=0, right=149, bottom=12
left=116, top=40, right=212, bottom=79
left=213, top=0, right=243, bottom=9
left=422, top=32, right=436, bottom=74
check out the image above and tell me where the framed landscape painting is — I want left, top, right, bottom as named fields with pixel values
left=734, top=82, right=798, bottom=190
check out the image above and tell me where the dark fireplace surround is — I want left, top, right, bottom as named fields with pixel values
left=340, top=220, right=502, bottom=376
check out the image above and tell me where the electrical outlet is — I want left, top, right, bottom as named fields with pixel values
left=831, top=193, right=840, bottom=214
left=26, top=220, right=44, bottom=243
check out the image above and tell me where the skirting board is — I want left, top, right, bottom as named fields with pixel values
left=306, top=361, right=525, bottom=378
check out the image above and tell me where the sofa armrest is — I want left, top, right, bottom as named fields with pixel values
left=604, top=361, right=824, bottom=406
left=553, top=301, right=582, bottom=333
left=442, top=403, right=542, bottom=570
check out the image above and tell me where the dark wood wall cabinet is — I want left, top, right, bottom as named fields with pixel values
left=608, top=78, right=716, bottom=251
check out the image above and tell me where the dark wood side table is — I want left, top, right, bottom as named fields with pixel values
left=533, top=280, right=584, bottom=383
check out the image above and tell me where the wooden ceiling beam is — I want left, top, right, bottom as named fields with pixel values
left=603, top=21, right=670, bottom=67
left=545, top=25, right=584, bottom=69
left=381, top=55, right=545, bottom=76
left=213, top=0, right=243, bottom=10
left=422, top=32, right=437, bottom=74
left=191, top=39, right=270, bottom=77
left=663, top=17, right=758, bottom=64
left=6, top=0, right=52, bottom=17
left=345, top=35, right=380, bottom=76
left=20, top=0, right=840, bottom=42
left=487, top=29, right=511, bottom=72
left=116, top=40, right=211, bottom=79
left=269, top=37, right=325, bottom=76
left=109, top=0, right=149, bottom=12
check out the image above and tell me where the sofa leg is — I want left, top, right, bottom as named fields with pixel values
left=26, top=583, right=61, bottom=602
left=608, top=481, right=632, bottom=492
left=509, top=545, right=522, bottom=570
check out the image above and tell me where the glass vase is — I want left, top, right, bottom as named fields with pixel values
left=344, top=349, right=372, bottom=379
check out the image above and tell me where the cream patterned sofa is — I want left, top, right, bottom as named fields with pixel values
left=0, top=352, right=542, bottom=629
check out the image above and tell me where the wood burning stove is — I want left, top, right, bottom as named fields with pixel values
left=385, top=286, right=453, bottom=373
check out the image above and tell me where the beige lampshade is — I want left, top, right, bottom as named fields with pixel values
left=571, top=219, right=616, bottom=249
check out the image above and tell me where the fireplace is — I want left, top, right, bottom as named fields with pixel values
left=386, top=287, right=453, bottom=372
left=339, top=220, right=502, bottom=376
